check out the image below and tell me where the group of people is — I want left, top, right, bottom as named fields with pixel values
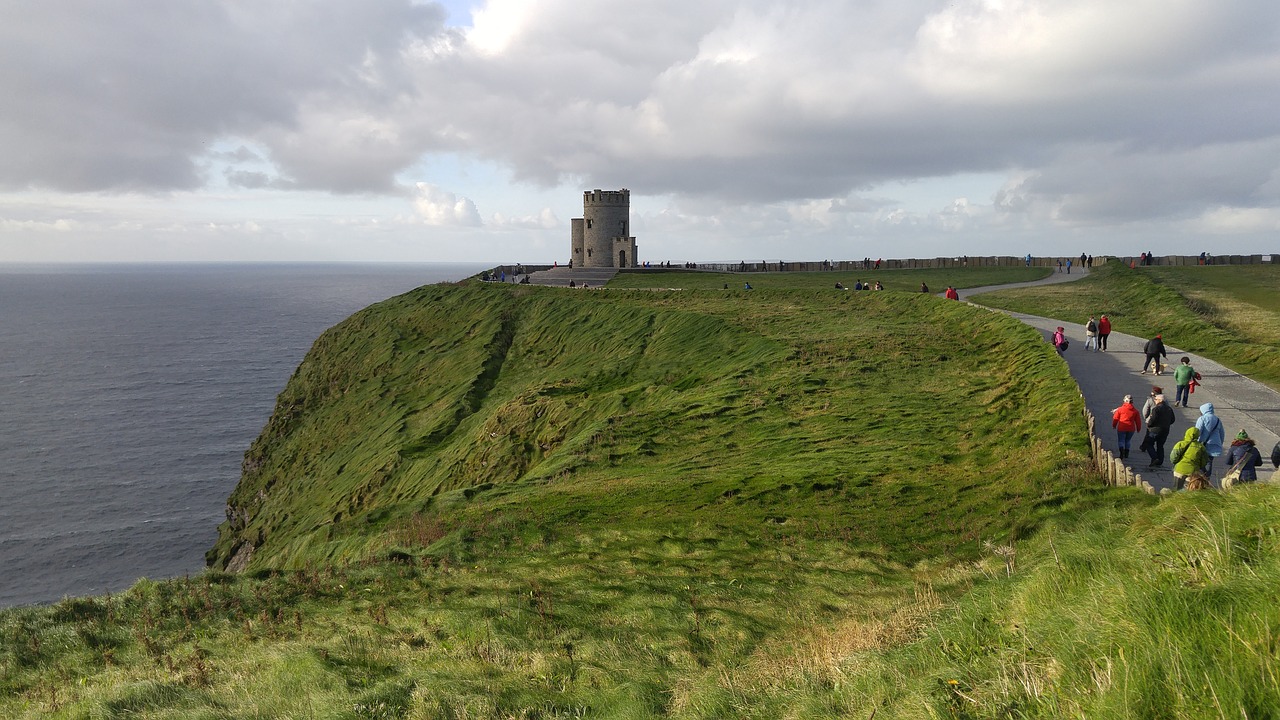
left=1083, top=315, right=1112, bottom=351
left=1115, top=390, right=1277, bottom=489
left=835, top=280, right=883, bottom=291
left=1111, top=378, right=1279, bottom=491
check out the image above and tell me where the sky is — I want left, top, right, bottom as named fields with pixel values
left=1, top=0, right=1278, bottom=264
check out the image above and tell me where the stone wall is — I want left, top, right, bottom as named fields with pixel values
left=647, top=254, right=1274, bottom=273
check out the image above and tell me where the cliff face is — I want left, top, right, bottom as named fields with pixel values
left=210, top=279, right=1089, bottom=576
left=208, top=283, right=787, bottom=570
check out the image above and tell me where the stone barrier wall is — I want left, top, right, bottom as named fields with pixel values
left=689, top=256, right=1099, bottom=272
left=499, top=254, right=1272, bottom=278
left=686, top=254, right=1274, bottom=273
left=1132, top=254, right=1275, bottom=266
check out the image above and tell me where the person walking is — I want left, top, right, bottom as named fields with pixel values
left=1051, top=327, right=1068, bottom=353
left=1194, top=402, right=1226, bottom=478
left=1084, top=316, right=1099, bottom=351
left=1097, top=315, right=1112, bottom=351
left=1140, top=385, right=1162, bottom=420
left=1172, top=356, right=1199, bottom=407
left=1140, top=334, right=1167, bottom=375
left=1141, top=393, right=1176, bottom=468
left=1223, top=431, right=1264, bottom=485
left=944, top=286, right=959, bottom=300
left=1111, top=394, right=1142, bottom=459
left=1170, top=427, right=1210, bottom=490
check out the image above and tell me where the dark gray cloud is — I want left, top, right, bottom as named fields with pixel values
left=0, top=1, right=445, bottom=191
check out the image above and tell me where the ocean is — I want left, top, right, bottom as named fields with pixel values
left=0, top=262, right=488, bottom=608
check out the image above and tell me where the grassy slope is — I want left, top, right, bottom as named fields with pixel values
left=4, top=275, right=1278, bottom=718
left=969, top=260, right=1280, bottom=391
left=211, top=274, right=1073, bottom=573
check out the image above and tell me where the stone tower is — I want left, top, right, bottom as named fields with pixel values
left=571, top=189, right=638, bottom=268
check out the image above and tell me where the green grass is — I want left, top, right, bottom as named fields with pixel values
left=4, top=274, right=1278, bottom=718
left=211, top=281, right=1088, bottom=572
left=829, top=486, right=1280, bottom=717
left=606, top=266, right=1050, bottom=292
left=969, top=260, right=1280, bottom=391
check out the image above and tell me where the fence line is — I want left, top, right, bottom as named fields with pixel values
left=491, top=254, right=1273, bottom=278
left=1084, top=406, right=1157, bottom=494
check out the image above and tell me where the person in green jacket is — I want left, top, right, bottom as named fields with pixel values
left=1172, top=356, right=1198, bottom=407
left=1170, top=427, right=1210, bottom=490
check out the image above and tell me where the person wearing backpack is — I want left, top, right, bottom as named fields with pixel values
left=1084, top=316, right=1099, bottom=351
left=1223, top=430, right=1264, bottom=485
left=1195, top=403, right=1226, bottom=478
left=1170, top=427, right=1210, bottom=490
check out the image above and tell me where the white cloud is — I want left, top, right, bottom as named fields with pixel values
left=413, top=183, right=482, bottom=226
left=1193, top=207, right=1280, bottom=235
left=0, top=218, right=77, bottom=232
left=490, top=208, right=559, bottom=230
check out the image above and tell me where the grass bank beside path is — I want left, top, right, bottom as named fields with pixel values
left=606, top=266, right=1051, bottom=291
left=7, top=276, right=1280, bottom=718
left=968, top=261, right=1280, bottom=392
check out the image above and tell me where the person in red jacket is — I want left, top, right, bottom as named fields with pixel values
left=944, top=286, right=960, bottom=300
left=1112, top=394, right=1143, bottom=459
left=1097, top=314, right=1112, bottom=351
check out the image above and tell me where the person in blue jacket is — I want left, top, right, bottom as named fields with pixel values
left=1194, top=403, right=1226, bottom=477
left=1223, top=430, right=1264, bottom=485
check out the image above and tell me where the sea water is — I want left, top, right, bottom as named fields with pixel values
left=0, top=262, right=487, bottom=607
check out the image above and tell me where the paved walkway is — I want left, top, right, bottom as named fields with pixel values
left=960, top=267, right=1280, bottom=490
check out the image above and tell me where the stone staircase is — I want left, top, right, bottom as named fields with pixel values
left=525, top=267, right=619, bottom=288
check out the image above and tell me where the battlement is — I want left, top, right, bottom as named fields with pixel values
left=583, top=188, right=629, bottom=206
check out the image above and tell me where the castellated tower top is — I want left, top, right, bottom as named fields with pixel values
left=584, top=188, right=630, bottom=206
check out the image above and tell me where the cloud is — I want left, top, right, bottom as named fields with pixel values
left=0, top=1, right=448, bottom=192
left=489, top=208, right=559, bottom=230
left=413, top=183, right=482, bottom=226
left=1193, top=206, right=1280, bottom=235
left=0, top=218, right=77, bottom=232
left=1, top=0, right=1279, bottom=261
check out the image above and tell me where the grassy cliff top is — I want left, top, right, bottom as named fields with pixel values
left=5, top=269, right=1279, bottom=718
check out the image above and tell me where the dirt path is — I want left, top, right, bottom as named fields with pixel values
left=960, top=268, right=1280, bottom=489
